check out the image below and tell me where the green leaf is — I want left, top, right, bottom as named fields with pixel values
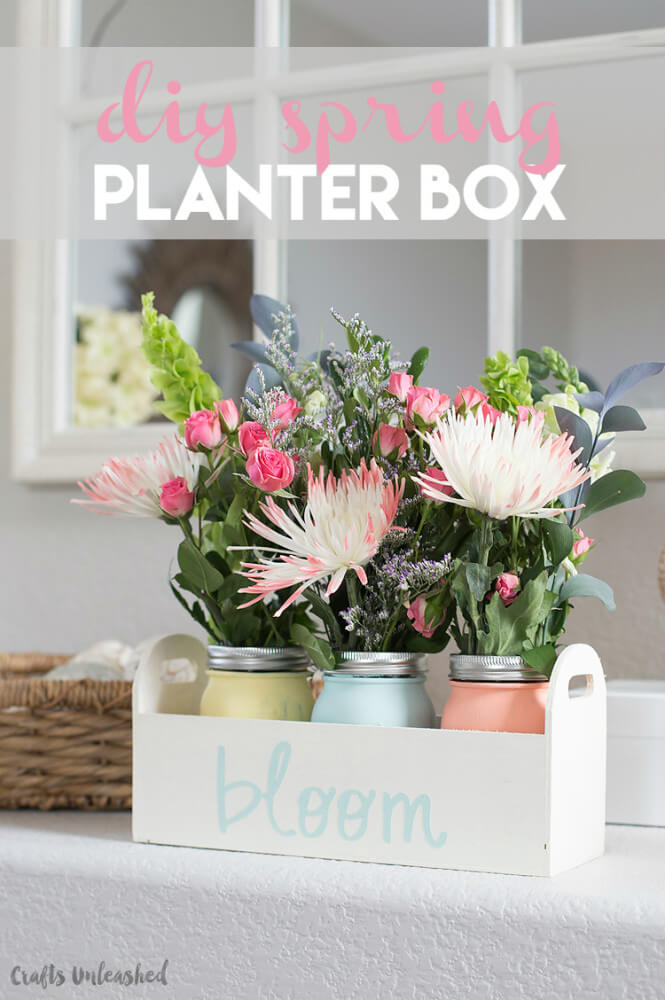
left=177, top=539, right=224, bottom=594
left=578, top=470, right=646, bottom=522
left=542, top=519, right=574, bottom=567
left=516, top=348, right=550, bottom=381
left=465, top=563, right=502, bottom=601
left=407, top=347, right=430, bottom=384
left=304, top=589, right=344, bottom=648
left=291, top=624, right=334, bottom=672
left=559, top=573, right=615, bottom=611
left=480, top=573, right=556, bottom=656
left=522, top=644, right=558, bottom=678
left=601, top=405, right=646, bottom=433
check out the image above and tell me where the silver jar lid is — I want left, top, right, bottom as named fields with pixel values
left=449, top=653, right=548, bottom=683
left=207, top=645, right=310, bottom=673
left=328, top=650, right=428, bottom=678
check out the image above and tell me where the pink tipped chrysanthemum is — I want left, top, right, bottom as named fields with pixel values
left=239, top=459, right=404, bottom=615
left=72, top=435, right=204, bottom=517
left=414, top=410, right=590, bottom=519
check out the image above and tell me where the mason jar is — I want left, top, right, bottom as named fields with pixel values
left=441, top=654, right=549, bottom=734
left=311, top=651, right=435, bottom=728
left=200, top=646, right=313, bottom=721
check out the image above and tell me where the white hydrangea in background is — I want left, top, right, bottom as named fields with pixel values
left=74, top=306, right=158, bottom=428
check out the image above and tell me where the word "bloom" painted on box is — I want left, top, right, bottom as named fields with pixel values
left=217, top=741, right=447, bottom=848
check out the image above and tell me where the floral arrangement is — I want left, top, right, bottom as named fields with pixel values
left=74, top=294, right=662, bottom=676
left=74, top=306, right=158, bottom=428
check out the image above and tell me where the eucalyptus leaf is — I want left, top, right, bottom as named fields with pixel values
left=559, top=573, right=616, bottom=611
left=578, top=470, right=646, bottom=521
left=553, top=406, right=593, bottom=465
left=306, top=348, right=332, bottom=372
left=522, top=644, right=558, bottom=678
left=290, top=624, right=334, bottom=672
left=601, top=404, right=646, bottom=433
left=574, top=390, right=604, bottom=413
left=177, top=539, right=224, bottom=594
left=231, top=341, right=269, bottom=365
left=407, top=347, right=430, bottom=384
left=542, top=519, right=574, bottom=567
left=244, top=362, right=284, bottom=396
left=602, top=362, right=664, bottom=413
left=250, top=294, right=300, bottom=349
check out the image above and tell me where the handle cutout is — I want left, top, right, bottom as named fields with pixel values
left=568, top=674, right=594, bottom=699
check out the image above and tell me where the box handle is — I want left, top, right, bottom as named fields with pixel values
left=133, top=633, right=208, bottom=716
left=545, top=643, right=606, bottom=733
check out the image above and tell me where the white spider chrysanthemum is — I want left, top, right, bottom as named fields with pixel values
left=414, top=410, right=590, bottom=519
left=72, top=435, right=204, bottom=517
left=239, top=459, right=404, bottom=615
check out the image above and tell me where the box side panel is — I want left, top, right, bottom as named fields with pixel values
left=133, top=715, right=549, bottom=875
left=546, top=645, right=607, bottom=875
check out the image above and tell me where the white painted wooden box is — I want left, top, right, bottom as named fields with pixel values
left=132, top=637, right=606, bottom=876
left=607, top=679, right=665, bottom=827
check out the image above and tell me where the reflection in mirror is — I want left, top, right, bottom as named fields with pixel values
left=72, top=238, right=253, bottom=429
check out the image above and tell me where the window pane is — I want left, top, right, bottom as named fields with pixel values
left=80, top=0, right=253, bottom=46
left=287, top=240, right=488, bottom=393
left=524, top=0, right=665, bottom=43
left=521, top=241, right=665, bottom=408
left=290, top=0, right=487, bottom=46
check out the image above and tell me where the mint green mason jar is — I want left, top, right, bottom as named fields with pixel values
left=311, top=651, right=435, bottom=728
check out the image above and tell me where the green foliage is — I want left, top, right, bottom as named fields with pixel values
left=407, top=347, right=430, bottom=384
left=578, top=470, right=646, bottom=521
left=290, top=624, right=335, bottom=672
left=480, top=351, right=533, bottom=414
left=141, top=292, right=221, bottom=424
left=522, top=644, right=558, bottom=678
left=478, top=573, right=556, bottom=656
left=559, top=573, right=616, bottom=611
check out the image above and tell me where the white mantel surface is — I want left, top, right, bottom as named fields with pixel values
left=0, top=814, right=664, bottom=1000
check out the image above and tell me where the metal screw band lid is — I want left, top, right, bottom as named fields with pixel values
left=329, top=650, right=429, bottom=677
left=449, top=653, right=548, bottom=683
left=207, top=646, right=310, bottom=673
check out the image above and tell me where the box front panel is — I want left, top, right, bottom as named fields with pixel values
left=133, top=715, right=549, bottom=874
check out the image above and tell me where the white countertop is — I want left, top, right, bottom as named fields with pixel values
left=1, top=813, right=664, bottom=999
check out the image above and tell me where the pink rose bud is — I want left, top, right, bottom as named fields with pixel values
left=406, top=386, right=450, bottom=427
left=406, top=594, right=440, bottom=639
left=420, top=467, right=454, bottom=498
left=238, top=421, right=270, bottom=457
left=387, top=371, right=414, bottom=403
left=160, top=477, right=195, bottom=517
left=480, top=401, right=502, bottom=426
left=374, top=423, right=409, bottom=459
left=272, top=396, right=303, bottom=430
left=215, top=398, right=240, bottom=433
left=184, top=409, right=222, bottom=451
left=573, top=528, right=594, bottom=558
left=246, top=447, right=295, bottom=492
left=496, top=572, right=520, bottom=606
left=453, top=385, right=488, bottom=411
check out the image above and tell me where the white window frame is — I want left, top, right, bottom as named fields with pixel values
left=11, top=0, right=665, bottom=481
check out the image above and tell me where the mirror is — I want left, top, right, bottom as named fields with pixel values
left=72, top=238, right=253, bottom=430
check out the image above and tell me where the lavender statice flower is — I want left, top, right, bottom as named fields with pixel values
left=264, top=307, right=298, bottom=378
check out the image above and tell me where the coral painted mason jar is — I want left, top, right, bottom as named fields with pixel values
left=441, top=654, right=549, bottom=734
left=311, top=652, right=435, bottom=728
left=200, top=646, right=313, bottom=721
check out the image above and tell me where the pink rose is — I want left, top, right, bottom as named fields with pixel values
left=272, top=396, right=303, bottom=430
left=420, top=467, right=454, bottom=498
left=387, top=372, right=414, bottom=403
left=215, top=398, right=239, bottom=433
left=184, top=409, right=222, bottom=451
left=573, top=529, right=594, bottom=558
left=454, top=385, right=488, bottom=411
left=480, top=401, right=502, bottom=426
left=406, top=386, right=450, bottom=427
left=496, top=572, right=520, bottom=606
left=246, top=447, right=295, bottom=492
left=238, top=421, right=270, bottom=457
left=406, top=595, right=440, bottom=639
left=516, top=405, right=538, bottom=422
left=160, top=477, right=195, bottom=517
left=374, top=423, right=409, bottom=460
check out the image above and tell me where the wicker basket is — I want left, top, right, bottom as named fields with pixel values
left=0, top=653, right=132, bottom=810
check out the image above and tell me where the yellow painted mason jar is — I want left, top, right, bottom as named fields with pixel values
left=199, top=646, right=313, bottom=721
